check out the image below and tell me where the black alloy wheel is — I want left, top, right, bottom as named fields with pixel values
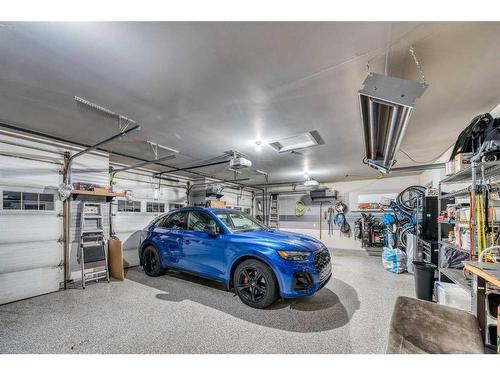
left=142, top=246, right=164, bottom=277
left=234, top=259, right=278, bottom=308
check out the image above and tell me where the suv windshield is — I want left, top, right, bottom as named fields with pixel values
left=215, top=211, right=267, bottom=232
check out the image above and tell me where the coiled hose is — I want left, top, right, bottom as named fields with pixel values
left=295, top=201, right=306, bottom=217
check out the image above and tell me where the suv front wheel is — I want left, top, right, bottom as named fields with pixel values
left=234, top=259, right=279, bottom=308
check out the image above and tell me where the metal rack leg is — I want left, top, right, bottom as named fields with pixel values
left=476, top=276, right=486, bottom=342
left=81, top=245, right=86, bottom=289
left=105, top=240, right=110, bottom=283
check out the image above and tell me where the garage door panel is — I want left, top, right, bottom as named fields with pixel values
left=0, top=155, right=61, bottom=188
left=114, top=214, right=155, bottom=233
left=123, top=249, right=140, bottom=268
left=116, top=230, right=142, bottom=251
left=0, top=267, right=62, bottom=305
left=0, top=241, right=62, bottom=274
left=71, top=153, right=109, bottom=186
left=116, top=230, right=142, bottom=267
left=0, top=215, right=61, bottom=244
left=0, top=135, right=64, bottom=305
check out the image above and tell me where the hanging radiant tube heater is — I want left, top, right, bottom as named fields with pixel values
left=358, top=73, right=428, bottom=173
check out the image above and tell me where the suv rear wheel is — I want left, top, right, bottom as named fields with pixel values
left=234, top=259, right=279, bottom=308
left=142, top=246, right=164, bottom=277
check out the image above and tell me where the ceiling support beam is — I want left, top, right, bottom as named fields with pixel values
left=154, top=159, right=230, bottom=176
left=67, top=125, right=141, bottom=183
left=110, top=153, right=176, bottom=176
left=390, top=163, right=445, bottom=173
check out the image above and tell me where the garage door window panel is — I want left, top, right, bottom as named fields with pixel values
left=169, top=203, right=184, bottom=211
left=39, top=193, right=55, bottom=210
left=23, top=192, right=38, bottom=210
left=2, top=191, right=54, bottom=211
left=118, top=200, right=142, bottom=213
left=146, top=202, right=165, bottom=213
left=3, top=191, right=22, bottom=210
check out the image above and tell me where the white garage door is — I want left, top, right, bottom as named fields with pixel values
left=0, top=140, right=63, bottom=305
left=113, top=172, right=187, bottom=267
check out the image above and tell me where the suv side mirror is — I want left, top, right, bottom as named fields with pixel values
left=206, top=222, right=218, bottom=236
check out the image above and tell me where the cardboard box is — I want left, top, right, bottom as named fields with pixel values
left=93, top=187, right=110, bottom=195
left=206, top=199, right=226, bottom=208
left=454, top=152, right=474, bottom=173
left=108, top=239, right=124, bottom=281
left=435, top=281, right=472, bottom=312
left=445, top=161, right=455, bottom=176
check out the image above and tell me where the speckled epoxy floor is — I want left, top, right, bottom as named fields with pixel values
left=0, top=249, right=415, bottom=353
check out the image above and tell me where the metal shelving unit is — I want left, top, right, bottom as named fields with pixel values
left=438, top=268, right=472, bottom=292
left=437, top=160, right=500, bottom=316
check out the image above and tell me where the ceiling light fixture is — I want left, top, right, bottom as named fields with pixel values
left=255, top=141, right=263, bottom=152
left=269, top=130, right=324, bottom=153
left=304, top=178, right=319, bottom=187
left=358, top=73, right=427, bottom=173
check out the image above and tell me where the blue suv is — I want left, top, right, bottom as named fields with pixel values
left=139, top=207, right=332, bottom=308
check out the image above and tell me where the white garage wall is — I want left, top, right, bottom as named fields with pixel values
left=221, top=187, right=253, bottom=211
left=266, top=175, right=421, bottom=250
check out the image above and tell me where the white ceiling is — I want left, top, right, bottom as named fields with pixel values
left=0, top=22, right=499, bottom=185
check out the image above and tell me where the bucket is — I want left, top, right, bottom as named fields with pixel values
left=413, top=261, right=437, bottom=301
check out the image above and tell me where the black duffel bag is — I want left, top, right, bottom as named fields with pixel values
left=449, top=113, right=494, bottom=160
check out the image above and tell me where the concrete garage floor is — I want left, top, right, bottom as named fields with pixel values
left=0, top=249, right=414, bottom=354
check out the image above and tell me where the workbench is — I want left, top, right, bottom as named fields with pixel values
left=463, top=261, right=500, bottom=350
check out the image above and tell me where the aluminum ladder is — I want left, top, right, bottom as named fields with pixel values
left=268, top=194, right=280, bottom=229
left=79, top=201, right=109, bottom=288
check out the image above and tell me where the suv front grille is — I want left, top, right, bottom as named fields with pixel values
left=313, top=248, right=331, bottom=280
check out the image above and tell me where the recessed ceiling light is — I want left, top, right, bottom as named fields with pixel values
left=269, top=130, right=324, bottom=153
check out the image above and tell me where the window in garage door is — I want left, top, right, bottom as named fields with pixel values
left=2, top=191, right=55, bottom=210
left=169, top=203, right=184, bottom=211
left=146, top=201, right=165, bottom=213
left=117, top=200, right=141, bottom=212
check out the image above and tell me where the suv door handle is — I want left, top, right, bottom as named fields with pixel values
left=184, top=239, right=191, bottom=245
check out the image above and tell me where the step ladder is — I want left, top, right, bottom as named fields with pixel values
left=268, top=194, right=279, bottom=229
left=79, top=202, right=109, bottom=289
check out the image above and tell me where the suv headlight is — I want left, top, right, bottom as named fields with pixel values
left=277, top=250, right=310, bottom=261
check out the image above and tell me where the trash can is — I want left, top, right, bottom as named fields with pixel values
left=413, top=261, right=437, bottom=301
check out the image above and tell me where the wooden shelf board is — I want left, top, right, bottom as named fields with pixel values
left=71, top=189, right=126, bottom=198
